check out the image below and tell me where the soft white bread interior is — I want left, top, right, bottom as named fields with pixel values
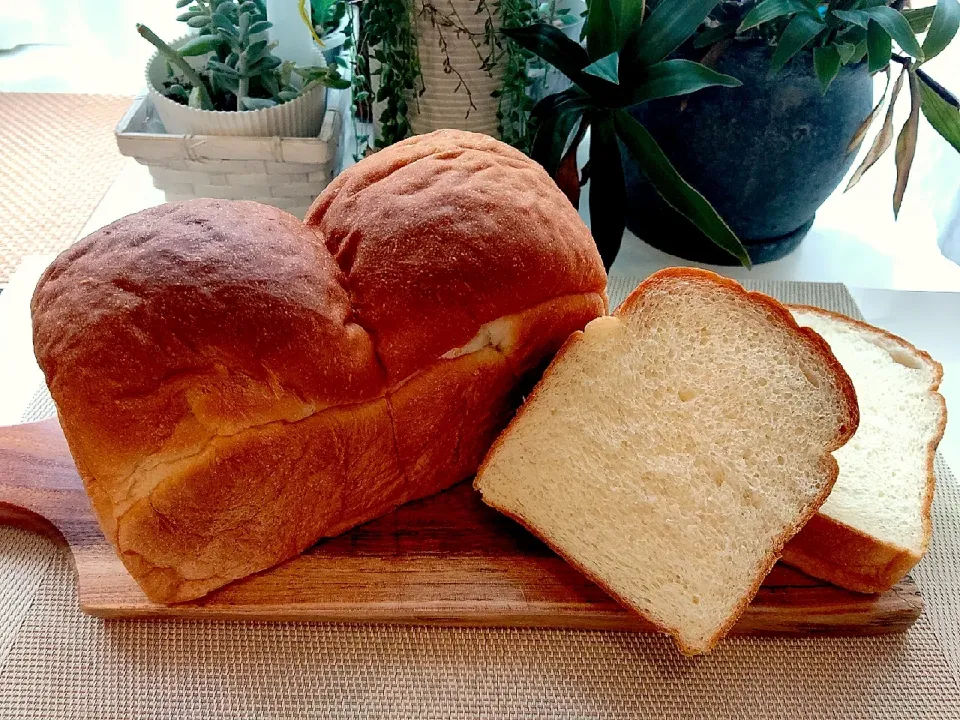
left=474, top=268, right=859, bottom=654
left=782, top=306, right=946, bottom=592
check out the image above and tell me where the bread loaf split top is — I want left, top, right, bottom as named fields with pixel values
left=31, top=129, right=607, bottom=603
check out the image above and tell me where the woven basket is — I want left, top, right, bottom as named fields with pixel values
left=115, top=92, right=346, bottom=220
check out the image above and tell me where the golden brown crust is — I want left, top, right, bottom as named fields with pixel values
left=32, top=130, right=607, bottom=603
left=476, top=268, right=859, bottom=654
left=304, top=129, right=607, bottom=384
left=780, top=304, right=946, bottom=593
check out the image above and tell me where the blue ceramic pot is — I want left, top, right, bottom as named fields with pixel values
left=622, top=41, right=874, bottom=265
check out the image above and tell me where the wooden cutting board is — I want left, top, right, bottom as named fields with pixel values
left=0, top=417, right=922, bottom=635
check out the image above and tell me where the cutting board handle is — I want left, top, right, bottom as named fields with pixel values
left=0, top=417, right=93, bottom=547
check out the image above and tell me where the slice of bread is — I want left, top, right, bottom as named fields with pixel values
left=781, top=306, right=946, bottom=593
left=474, top=269, right=859, bottom=654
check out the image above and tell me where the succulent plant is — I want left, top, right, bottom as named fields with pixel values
left=138, top=0, right=349, bottom=113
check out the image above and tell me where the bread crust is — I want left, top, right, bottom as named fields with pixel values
left=32, top=130, right=607, bottom=603
left=476, top=268, right=860, bottom=654
left=780, top=304, right=946, bottom=593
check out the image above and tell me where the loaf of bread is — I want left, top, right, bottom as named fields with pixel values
left=31, top=130, right=607, bottom=603
left=474, top=269, right=859, bottom=654
left=781, top=306, right=946, bottom=592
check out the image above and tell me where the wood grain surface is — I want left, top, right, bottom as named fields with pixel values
left=0, top=418, right=922, bottom=634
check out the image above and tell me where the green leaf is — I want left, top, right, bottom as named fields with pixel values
left=846, top=66, right=906, bottom=190
left=867, top=19, right=892, bottom=72
left=531, top=89, right=592, bottom=174
left=630, top=58, right=742, bottom=104
left=583, top=52, right=620, bottom=84
left=770, top=13, right=824, bottom=73
left=922, top=0, right=960, bottom=61
left=892, top=68, right=921, bottom=217
left=186, top=15, right=210, bottom=28
left=587, top=0, right=619, bottom=60
left=618, top=0, right=646, bottom=46
left=501, top=24, right=590, bottom=82
left=243, top=39, right=270, bottom=64
left=613, top=109, right=750, bottom=267
left=177, top=11, right=201, bottom=22
left=623, top=0, right=722, bottom=68
left=739, top=0, right=814, bottom=32
left=249, top=20, right=273, bottom=34
left=589, top=113, right=627, bottom=269
left=813, top=45, right=841, bottom=93
left=920, top=75, right=960, bottom=152
left=242, top=97, right=277, bottom=110
left=178, top=35, right=221, bottom=57
left=693, top=20, right=737, bottom=48
left=836, top=42, right=856, bottom=63
left=832, top=9, right=869, bottom=28
left=176, top=0, right=193, bottom=7
left=188, top=86, right=206, bottom=108
left=861, top=6, right=923, bottom=58
left=901, top=7, right=936, bottom=34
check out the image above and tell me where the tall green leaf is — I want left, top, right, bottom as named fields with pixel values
left=893, top=68, right=921, bottom=217
left=623, top=0, right=721, bottom=68
left=922, top=0, right=960, bottom=60
left=584, top=52, right=620, bottom=84
left=502, top=24, right=590, bottom=81
left=629, top=59, right=742, bottom=104
left=739, top=0, right=814, bottom=32
left=693, top=21, right=738, bottom=48
left=618, top=0, right=646, bottom=46
left=588, top=0, right=620, bottom=60
left=531, top=90, right=592, bottom=175
left=867, top=20, right=892, bottom=72
left=919, top=76, right=960, bottom=152
left=589, top=113, right=627, bottom=269
left=770, top=13, right=825, bottom=73
left=813, top=45, right=842, bottom=92
left=613, top=109, right=750, bottom=267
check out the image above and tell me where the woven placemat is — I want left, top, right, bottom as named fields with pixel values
left=0, top=93, right=131, bottom=283
left=2, top=279, right=958, bottom=719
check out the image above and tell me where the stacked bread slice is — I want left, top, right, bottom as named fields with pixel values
left=476, top=268, right=861, bottom=654
left=782, top=307, right=946, bottom=593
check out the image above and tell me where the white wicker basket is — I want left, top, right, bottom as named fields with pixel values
left=115, top=91, right=346, bottom=220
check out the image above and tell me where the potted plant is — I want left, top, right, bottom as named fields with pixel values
left=512, top=0, right=960, bottom=268
left=503, top=0, right=751, bottom=267
left=115, top=0, right=352, bottom=219
left=350, top=0, right=557, bottom=153
left=138, top=0, right=349, bottom=137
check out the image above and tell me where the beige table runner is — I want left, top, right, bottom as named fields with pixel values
left=1, top=278, right=958, bottom=719
left=0, top=93, right=131, bottom=283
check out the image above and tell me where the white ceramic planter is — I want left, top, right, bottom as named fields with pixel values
left=146, top=36, right=328, bottom=137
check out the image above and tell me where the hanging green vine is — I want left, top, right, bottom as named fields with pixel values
left=354, top=0, right=423, bottom=154
left=352, top=0, right=544, bottom=154
left=494, top=0, right=538, bottom=151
